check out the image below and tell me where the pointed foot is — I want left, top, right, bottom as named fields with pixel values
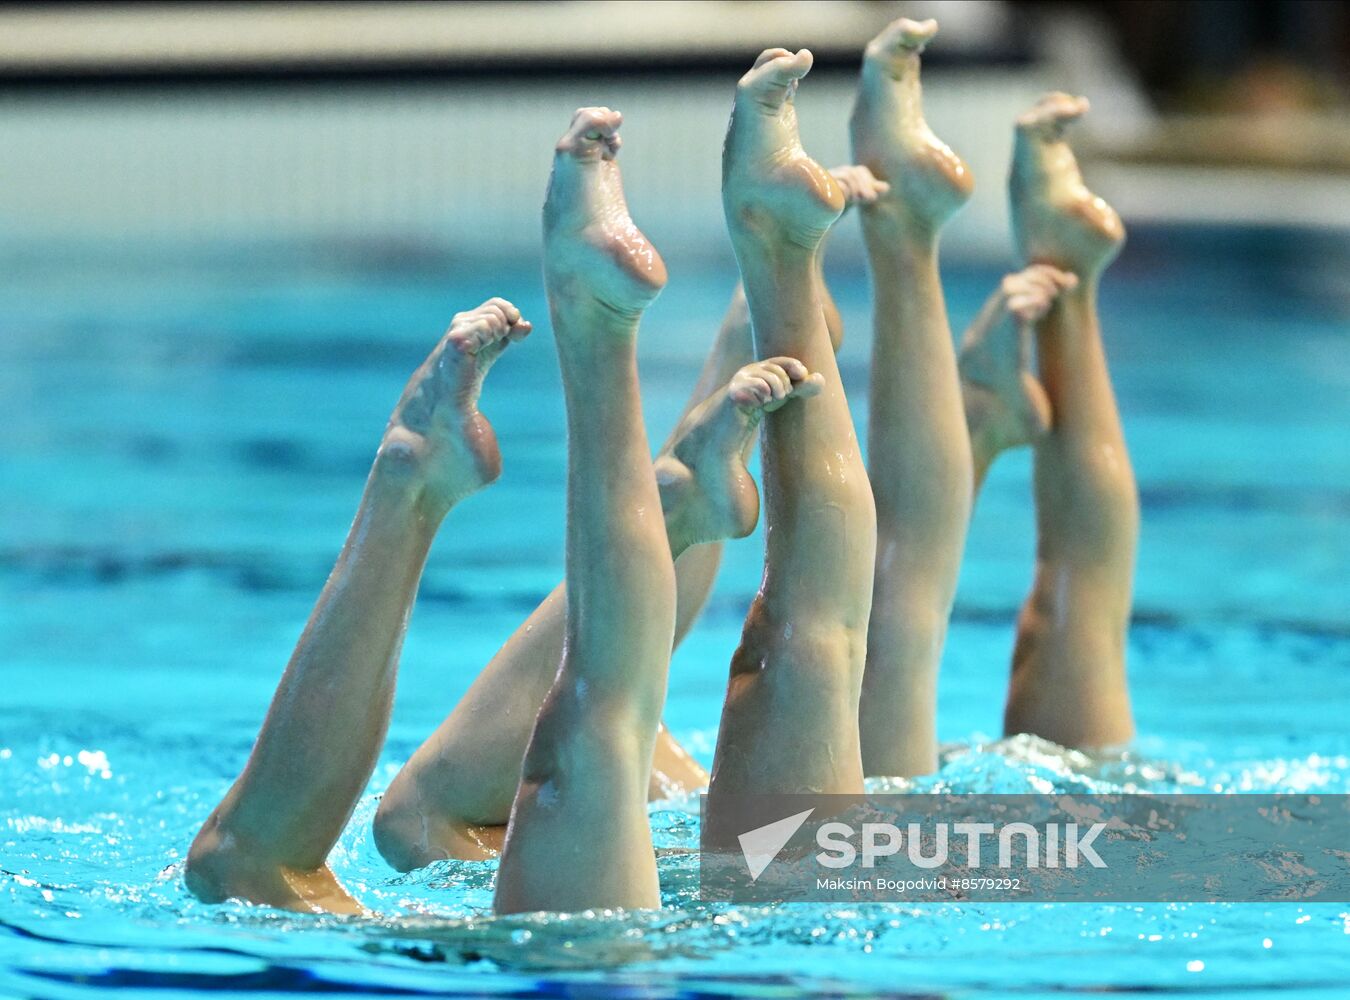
left=656, top=357, right=822, bottom=549
left=380, top=298, right=532, bottom=514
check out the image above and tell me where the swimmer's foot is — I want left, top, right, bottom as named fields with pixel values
left=960, top=266, right=1076, bottom=453
left=544, top=107, right=667, bottom=318
left=1011, top=93, right=1125, bottom=277
left=379, top=298, right=532, bottom=515
left=655, top=357, right=823, bottom=550
left=850, top=17, right=973, bottom=236
left=723, top=49, right=845, bottom=253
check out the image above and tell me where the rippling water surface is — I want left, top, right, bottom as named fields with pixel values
left=3, top=230, right=1349, bottom=997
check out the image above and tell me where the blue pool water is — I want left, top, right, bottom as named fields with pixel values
left=2, top=227, right=1349, bottom=997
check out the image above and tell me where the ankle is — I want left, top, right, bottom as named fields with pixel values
left=862, top=207, right=941, bottom=253
left=730, top=221, right=823, bottom=269
left=547, top=285, right=649, bottom=330
left=1057, top=277, right=1100, bottom=311
left=368, top=442, right=455, bottom=528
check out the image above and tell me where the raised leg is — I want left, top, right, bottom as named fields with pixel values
left=665, top=163, right=883, bottom=654
left=662, top=288, right=755, bottom=667
left=492, top=108, right=674, bottom=913
left=184, top=299, right=531, bottom=913
left=491, top=111, right=823, bottom=912
left=849, top=18, right=974, bottom=777
left=707, top=49, right=877, bottom=807
left=1005, top=94, right=1137, bottom=747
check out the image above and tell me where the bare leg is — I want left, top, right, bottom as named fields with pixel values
left=666, top=163, right=882, bottom=650
left=491, top=110, right=817, bottom=913
left=848, top=18, right=974, bottom=777
left=491, top=108, right=675, bottom=913
left=374, top=168, right=876, bottom=870
left=184, top=299, right=531, bottom=913
left=707, top=49, right=877, bottom=806
left=960, top=265, right=1075, bottom=488
left=1005, top=94, right=1137, bottom=747
left=694, top=165, right=885, bottom=409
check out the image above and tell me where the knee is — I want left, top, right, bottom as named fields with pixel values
left=184, top=824, right=231, bottom=903
left=1074, top=457, right=1139, bottom=521
left=1045, top=501, right=1139, bottom=572
left=865, top=597, right=950, bottom=664
left=522, top=687, right=655, bottom=781
left=371, top=782, right=438, bottom=873
left=1046, top=456, right=1140, bottom=555
left=869, top=566, right=954, bottom=629
left=184, top=816, right=270, bottom=905
left=874, top=460, right=973, bottom=536
left=741, top=613, right=866, bottom=678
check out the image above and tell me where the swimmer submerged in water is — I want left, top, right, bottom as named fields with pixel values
left=846, top=18, right=1137, bottom=772
left=703, top=45, right=879, bottom=816
left=372, top=159, right=886, bottom=871
left=492, top=107, right=826, bottom=914
left=184, top=17, right=1140, bottom=916
left=184, top=106, right=825, bottom=914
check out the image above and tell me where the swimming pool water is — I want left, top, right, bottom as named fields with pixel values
left=2, top=227, right=1349, bottom=997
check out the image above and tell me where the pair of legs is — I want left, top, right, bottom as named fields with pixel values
left=184, top=103, right=826, bottom=913
left=848, top=19, right=1138, bottom=773
left=381, top=38, right=1074, bottom=856
left=484, top=106, right=828, bottom=913
left=372, top=171, right=886, bottom=869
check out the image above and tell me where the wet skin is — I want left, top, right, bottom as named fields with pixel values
left=1004, top=93, right=1138, bottom=749
left=184, top=299, right=532, bottom=913
left=492, top=108, right=823, bottom=914
left=706, top=48, right=877, bottom=821
left=849, top=17, right=977, bottom=778
left=961, top=263, right=1077, bottom=488
left=373, top=167, right=874, bottom=871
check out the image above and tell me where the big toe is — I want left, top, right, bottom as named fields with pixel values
left=446, top=299, right=531, bottom=357
left=739, top=48, right=813, bottom=108
left=870, top=16, right=939, bottom=57
left=557, top=107, right=623, bottom=160
left=1016, top=93, right=1089, bottom=138
left=752, top=46, right=795, bottom=71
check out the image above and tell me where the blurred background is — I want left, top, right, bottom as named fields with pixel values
left=2, top=0, right=1349, bottom=261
